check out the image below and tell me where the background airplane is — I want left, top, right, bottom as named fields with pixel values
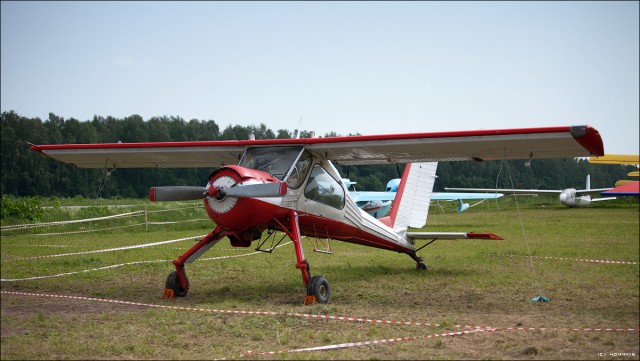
left=445, top=174, right=615, bottom=207
left=588, top=154, right=640, bottom=197
left=345, top=162, right=504, bottom=217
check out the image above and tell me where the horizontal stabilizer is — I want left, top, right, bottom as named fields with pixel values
left=407, top=232, right=503, bottom=240
left=591, top=197, right=617, bottom=202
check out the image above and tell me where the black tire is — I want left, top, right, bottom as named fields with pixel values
left=307, top=275, right=330, bottom=303
left=165, top=270, right=189, bottom=297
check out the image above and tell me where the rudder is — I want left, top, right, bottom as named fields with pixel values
left=380, top=162, right=438, bottom=231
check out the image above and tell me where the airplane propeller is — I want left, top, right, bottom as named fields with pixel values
left=150, top=182, right=287, bottom=202
left=149, top=186, right=207, bottom=202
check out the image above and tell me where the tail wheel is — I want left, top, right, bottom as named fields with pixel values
left=307, top=275, right=330, bottom=303
left=166, top=271, right=189, bottom=297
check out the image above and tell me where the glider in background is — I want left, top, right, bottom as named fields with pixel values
left=446, top=174, right=615, bottom=208
left=30, top=125, right=604, bottom=303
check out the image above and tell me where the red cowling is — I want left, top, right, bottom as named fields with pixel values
left=204, top=166, right=281, bottom=233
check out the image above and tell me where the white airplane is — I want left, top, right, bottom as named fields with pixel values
left=445, top=174, right=615, bottom=207
left=345, top=163, right=504, bottom=218
left=30, top=125, right=604, bottom=303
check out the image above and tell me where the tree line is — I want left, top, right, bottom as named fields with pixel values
left=1, top=110, right=635, bottom=199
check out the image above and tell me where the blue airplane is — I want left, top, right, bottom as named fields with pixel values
left=344, top=162, right=503, bottom=218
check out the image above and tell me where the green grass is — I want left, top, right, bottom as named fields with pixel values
left=1, top=197, right=638, bottom=359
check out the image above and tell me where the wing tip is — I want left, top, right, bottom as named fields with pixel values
left=571, top=125, right=604, bottom=156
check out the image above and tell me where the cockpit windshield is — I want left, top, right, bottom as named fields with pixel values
left=238, top=146, right=304, bottom=180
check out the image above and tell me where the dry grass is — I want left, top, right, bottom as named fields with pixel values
left=1, top=199, right=638, bottom=359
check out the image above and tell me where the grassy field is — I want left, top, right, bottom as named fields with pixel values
left=1, top=197, right=638, bottom=360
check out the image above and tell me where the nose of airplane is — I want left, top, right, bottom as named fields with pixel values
left=559, top=192, right=568, bottom=203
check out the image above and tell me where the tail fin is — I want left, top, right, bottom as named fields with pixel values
left=586, top=174, right=591, bottom=190
left=380, top=162, right=438, bottom=231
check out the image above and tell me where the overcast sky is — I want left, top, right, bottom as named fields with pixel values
left=2, top=1, right=638, bottom=154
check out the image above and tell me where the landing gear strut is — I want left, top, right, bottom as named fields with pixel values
left=409, top=252, right=428, bottom=271
left=277, top=210, right=331, bottom=304
left=165, top=227, right=226, bottom=297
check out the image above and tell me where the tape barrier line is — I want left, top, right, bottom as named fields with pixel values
left=6, top=219, right=211, bottom=237
left=2, top=290, right=638, bottom=359
left=287, top=312, right=443, bottom=327
left=1, top=241, right=292, bottom=282
left=489, top=254, right=638, bottom=265
left=2, top=291, right=637, bottom=334
left=1, top=211, right=144, bottom=231
left=147, top=206, right=204, bottom=214
left=1, top=259, right=170, bottom=281
left=32, top=223, right=143, bottom=237
left=146, top=218, right=210, bottom=225
left=11, top=235, right=207, bottom=261
left=1, top=205, right=204, bottom=232
left=0, top=291, right=277, bottom=316
left=242, top=328, right=494, bottom=357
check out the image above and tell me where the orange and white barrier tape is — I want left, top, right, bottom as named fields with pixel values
left=2, top=290, right=637, bottom=359
left=491, top=254, right=638, bottom=265
left=0, top=291, right=277, bottom=316
left=11, top=235, right=206, bottom=261
left=242, top=328, right=494, bottom=357
left=1, top=259, right=170, bottom=281
left=1, top=241, right=292, bottom=282
left=1, top=205, right=204, bottom=233
left=0, top=211, right=144, bottom=231
left=2, top=290, right=637, bottom=333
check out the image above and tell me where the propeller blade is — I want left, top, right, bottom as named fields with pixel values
left=150, top=186, right=206, bottom=202
left=223, top=182, right=287, bottom=198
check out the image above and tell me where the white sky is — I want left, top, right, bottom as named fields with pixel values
left=1, top=1, right=638, bottom=154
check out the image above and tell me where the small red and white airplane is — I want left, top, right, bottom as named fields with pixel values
left=30, top=125, right=604, bottom=303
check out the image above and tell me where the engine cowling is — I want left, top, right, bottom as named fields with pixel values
left=204, top=166, right=283, bottom=232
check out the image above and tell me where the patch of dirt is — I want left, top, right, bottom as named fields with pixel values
left=1, top=290, right=148, bottom=338
left=1, top=292, right=147, bottom=317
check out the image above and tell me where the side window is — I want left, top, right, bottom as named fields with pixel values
left=286, top=151, right=312, bottom=189
left=303, top=165, right=345, bottom=209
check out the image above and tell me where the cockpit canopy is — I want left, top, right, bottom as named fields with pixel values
left=238, top=146, right=313, bottom=189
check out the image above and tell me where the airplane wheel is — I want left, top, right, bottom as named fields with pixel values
left=166, top=271, right=189, bottom=297
left=308, top=275, right=330, bottom=303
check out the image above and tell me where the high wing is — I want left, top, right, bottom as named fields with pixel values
left=350, top=191, right=397, bottom=203
left=444, top=187, right=611, bottom=196
left=432, top=192, right=503, bottom=200
left=29, top=125, right=603, bottom=169
left=350, top=191, right=503, bottom=203
left=587, top=154, right=640, bottom=165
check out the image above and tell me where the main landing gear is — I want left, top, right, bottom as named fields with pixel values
left=164, top=227, right=226, bottom=298
left=307, top=275, right=330, bottom=304
left=275, top=210, right=331, bottom=304
left=165, top=270, right=188, bottom=297
left=164, top=212, right=331, bottom=304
